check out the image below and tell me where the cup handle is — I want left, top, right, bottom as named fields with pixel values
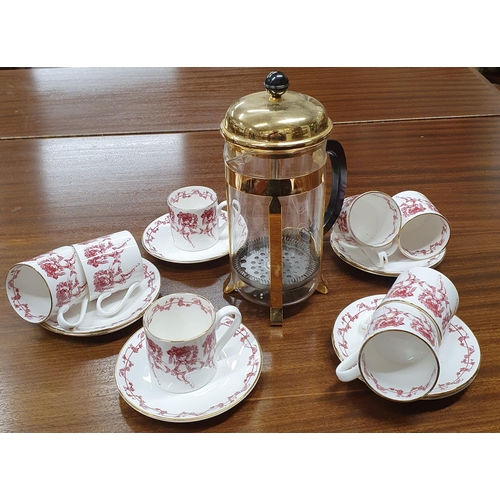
left=217, top=199, right=241, bottom=234
left=360, top=312, right=373, bottom=333
left=215, top=305, right=242, bottom=358
left=57, top=296, right=90, bottom=329
left=336, top=350, right=362, bottom=382
left=96, top=281, right=142, bottom=317
left=231, top=199, right=241, bottom=221
left=217, top=200, right=229, bottom=233
left=359, top=247, right=389, bottom=268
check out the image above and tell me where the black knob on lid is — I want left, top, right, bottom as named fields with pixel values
left=264, top=71, right=289, bottom=99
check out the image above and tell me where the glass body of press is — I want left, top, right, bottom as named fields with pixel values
left=221, top=71, right=347, bottom=325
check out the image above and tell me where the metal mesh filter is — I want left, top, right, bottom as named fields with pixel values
left=232, top=230, right=320, bottom=291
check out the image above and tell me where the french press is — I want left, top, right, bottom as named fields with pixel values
left=221, top=71, right=347, bottom=325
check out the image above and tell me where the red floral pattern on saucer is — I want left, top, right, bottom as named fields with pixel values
left=115, top=320, right=262, bottom=422
left=332, top=295, right=480, bottom=400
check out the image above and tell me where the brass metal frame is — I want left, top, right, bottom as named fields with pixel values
left=225, top=163, right=327, bottom=325
left=225, top=167, right=325, bottom=197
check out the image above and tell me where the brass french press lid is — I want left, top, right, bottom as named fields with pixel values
left=220, top=71, right=333, bottom=152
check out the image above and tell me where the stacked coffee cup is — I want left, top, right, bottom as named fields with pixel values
left=336, top=190, right=450, bottom=268
left=6, top=230, right=144, bottom=329
left=336, top=267, right=460, bottom=402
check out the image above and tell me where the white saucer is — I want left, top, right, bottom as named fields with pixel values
left=115, top=320, right=262, bottom=422
left=330, top=227, right=446, bottom=277
left=142, top=212, right=230, bottom=264
left=332, top=294, right=481, bottom=400
left=41, top=259, right=161, bottom=337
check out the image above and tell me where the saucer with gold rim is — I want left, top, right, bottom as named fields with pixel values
left=115, top=320, right=262, bottom=422
left=330, top=228, right=446, bottom=277
left=332, top=294, right=480, bottom=400
left=142, top=212, right=230, bottom=264
left=41, top=259, right=160, bottom=337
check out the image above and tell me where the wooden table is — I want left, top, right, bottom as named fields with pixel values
left=1, top=67, right=499, bottom=433
left=3, top=67, right=500, bottom=139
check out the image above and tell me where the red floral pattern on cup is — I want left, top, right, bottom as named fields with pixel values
left=82, top=237, right=127, bottom=268
left=169, top=204, right=218, bottom=248
left=169, top=188, right=214, bottom=205
left=336, top=193, right=401, bottom=247
left=335, top=196, right=358, bottom=245
left=116, top=319, right=261, bottom=421
left=146, top=294, right=212, bottom=317
left=54, top=277, right=86, bottom=309
left=167, top=187, right=227, bottom=251
left=77, top=234, right=141, bottom=296
left=143, top=293, right=242, bottom=394
left=393, top=191, right=450, bottom=259
left=362, top=356, right=437, bottom=400
left=144, top=294, right=217, bottom=389
left=173, top=210, right=198, bottom=230
left=38, top=253, right=75, bottom=279
left=92, top=266, right=140, bottom=294
left=333, top=296, right=479, bottom=399
left=147, top=331, right=216, bottom=389
left=201, top=208, right=219, bottom=241
left=370, top=305, right=437, bottom=348
left=384, top=270, right=454, bottom=331
left=397, top=195, right=437, bottom=218
left=37, top=251, right=87, bottom=308
left=7, top=249, right=87, bottom=322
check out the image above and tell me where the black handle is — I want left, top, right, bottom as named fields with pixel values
left=323, top=139, right=347, bottom=234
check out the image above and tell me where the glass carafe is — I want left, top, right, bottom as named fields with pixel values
left=221, top=71, right=347, bottom=325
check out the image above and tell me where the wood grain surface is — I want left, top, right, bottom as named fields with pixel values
left=1, top=68, right=499, bottom=433
left=2, top=67, right=500, bottom=139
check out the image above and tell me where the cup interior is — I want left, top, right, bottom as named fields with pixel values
left=168, top=187, right=216, bottom=210
left=145, top=295, right=215, bottom=342
left=350, top=193, right=400, bottom=247
left=399, top=213, right=450, bottom=258
left=360, top=330, right=438, bottom=401
left=7, top=265, right=52, bottom=322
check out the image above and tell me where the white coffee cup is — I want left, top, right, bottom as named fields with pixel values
left=143, top=293, right=242, bottom=393
left=167, top=186, right=233, bottom=252
left=393, top=191, right=450, bottom=260
left=6, top=246, right=89, bottom=325
left=336, top=192, right=402, bottom=268
left=378, top=267, right=459, bottom=342
left=6, top=231, right=144, bottom=329
left=336, top=301, right=441, bottom=402
left=70, top=230, right=143, bottom=325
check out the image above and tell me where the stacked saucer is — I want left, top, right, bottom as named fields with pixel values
left=330, top=190, right=449, bottom=276
left=332, top=294, right=480, bottom=400
left=330, top=232, right=446, bottom=276
left=43, top=259, right=160, bottom=336
left=6, top=231, right=161, bottom=336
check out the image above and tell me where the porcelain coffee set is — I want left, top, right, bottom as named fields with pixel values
left=6, top=185, right=480, bottom=420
